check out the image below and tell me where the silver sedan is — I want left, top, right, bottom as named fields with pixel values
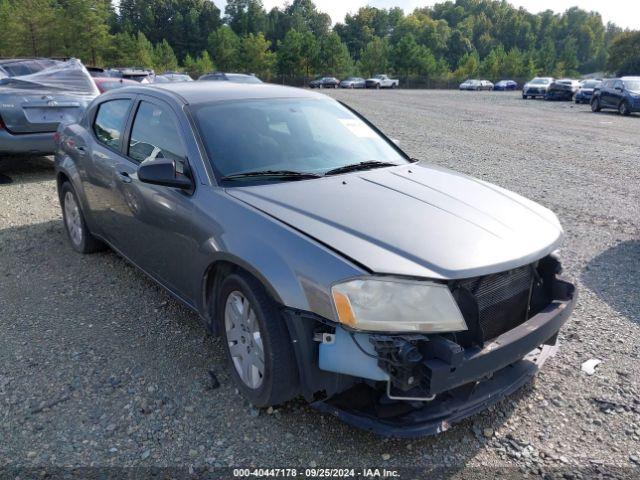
left=54, top=82, right=576, bottom=436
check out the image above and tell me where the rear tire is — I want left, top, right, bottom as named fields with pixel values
left=619, top=100, right=631, bottom=116
left=59, top=181, right=105, bottom=254
left=591, top=98, right=601, bottom=112
left=218, top=272, right=299, bottom=408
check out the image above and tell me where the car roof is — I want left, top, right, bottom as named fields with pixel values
left=112, top=82, right=326, bottom=105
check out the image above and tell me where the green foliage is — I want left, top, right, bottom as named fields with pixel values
left=183, top=51, right=215, bottom=78
left=317, top=32, right=353, bottom=78
left=238, top=33, right=275, bottom=79
left=103, top=32, right=138, bottom=66
left=118, top=0, right=221, bottom=61
left=358, top=37, right=390, bottom=78
left=133, top=32, right=154, bottom=68
left=0, top=0, right=632, bottom=83
left=154, top=40, right=179, bottom=72
left=55, top=0, right=112, bottom=65
left=2, top=0, right=59, bottom=57
left=225, top=0, right=267, bottom=37
left=454, top=51, right=481, bottom=80
left=208, top=26, right=240, bottom=72
left=276, top=29, right=318, bottom=78
left=607, top=31, right=640, bottom=76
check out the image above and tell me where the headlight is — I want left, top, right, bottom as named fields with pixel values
left=331, top=277, right=467, bottom=333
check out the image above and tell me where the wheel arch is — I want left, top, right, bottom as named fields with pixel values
left=200, top=255, right=285, bottom=336
left=55, top=158, right=99, bottom=234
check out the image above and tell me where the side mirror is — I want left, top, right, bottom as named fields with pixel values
left=138, top=157, right=193, bottom=190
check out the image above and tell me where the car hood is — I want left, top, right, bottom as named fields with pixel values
left=226, top=162, right=563, bottom=280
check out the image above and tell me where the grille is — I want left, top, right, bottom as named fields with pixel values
left=456, top=264, right=534, bottom=341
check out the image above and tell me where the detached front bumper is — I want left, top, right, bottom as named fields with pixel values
left=306, top=279, right=576, bottom=437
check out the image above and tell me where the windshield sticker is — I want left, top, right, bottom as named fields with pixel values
left=339, top=118, right=376, bottom=138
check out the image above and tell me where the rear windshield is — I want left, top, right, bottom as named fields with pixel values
left=193, top=98, right=407, bottom=179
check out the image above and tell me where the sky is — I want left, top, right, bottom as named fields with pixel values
left=217, top=0, right=640, bottom=30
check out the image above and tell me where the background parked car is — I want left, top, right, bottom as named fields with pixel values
left=155, top=72, right=193, bottom=83
left=459, top=79, right=493, bottom=91
left=309, top=76, right=339, bottom=88
left=86, top=67, right=123, bottom=78
left=93, top=77, right=139, bottom=93
left=365, top=74, right=399, bottom=89
left=0, top=58, right=98, bottom=155
left=463, top=79, right=494, bottom=91
left=574, top=79, right=602, bottom=104
left=339, top=77, right=366, bottom=88
left=522, top=77, right=554, bottom=99
left=198, top=72, right=263, bottom=84
left=116, top=67, right=155, bottom=83
left=591, top=77, right=640, bottom=116
left=494, top=80, right=519, bottom=91
left=545, top=79, right=581, bottom=101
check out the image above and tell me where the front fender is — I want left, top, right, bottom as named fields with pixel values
left=193, top=190, right=365, bottom=325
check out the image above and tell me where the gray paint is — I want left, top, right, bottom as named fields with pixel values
left=55, top=83, right=564, bottom=326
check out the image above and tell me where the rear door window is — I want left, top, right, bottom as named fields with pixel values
left=93, top=99, right=132, bottom=150
left=128, top=101, right=186, bottom=164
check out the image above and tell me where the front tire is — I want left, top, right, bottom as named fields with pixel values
left=60, top=181, right=105, bottom=254
left=591, top=98, right=601, bottom=112
left=218, top=272, right=299, bottom=408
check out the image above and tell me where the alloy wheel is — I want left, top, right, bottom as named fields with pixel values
left=64, top=191, right=83, bottom=247
left=225, top=291, right=265, bottom=389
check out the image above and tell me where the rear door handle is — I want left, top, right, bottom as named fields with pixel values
left=117, top=171, right=132, bottom=183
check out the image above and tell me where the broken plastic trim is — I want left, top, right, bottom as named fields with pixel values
left=312, top=284, right=576, bottom=437
left=313, top=344, right=559, bottom=438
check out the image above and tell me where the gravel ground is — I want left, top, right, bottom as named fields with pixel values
left=1, top=90, right=639, bottom=477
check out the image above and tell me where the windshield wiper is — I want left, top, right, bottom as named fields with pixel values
left=324, top=161, right=399, bottom=176
left=221, top=170, right=322, bottom=181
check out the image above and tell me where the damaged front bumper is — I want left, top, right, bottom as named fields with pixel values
left=284, top=275, right=576, bottom=437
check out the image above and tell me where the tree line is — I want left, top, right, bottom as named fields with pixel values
left=0, top=0, right=637, bottom=83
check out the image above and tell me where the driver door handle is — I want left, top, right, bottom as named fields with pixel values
left=117, top=171, right=132, bottom=184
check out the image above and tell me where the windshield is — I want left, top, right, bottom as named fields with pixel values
left=531, top=78, right=550, bottom=85
left=623, top=80, right=640, bottom=91
left=193, top=98, right=407, bottom=181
